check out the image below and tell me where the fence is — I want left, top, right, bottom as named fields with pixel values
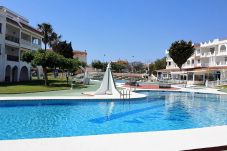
left=206, top=80, right=227, bottom=88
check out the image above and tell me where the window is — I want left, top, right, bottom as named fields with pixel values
left=0, top=23, right=2, bottom=33
left=192, top=59, right=194, bottom=64
left=198, top=59, right=200, bottom=63
left=220, top=45, right=226, bottom=52
left=225, top=57, right=227, bottom=62
left=168, top=62, right=171, bottom=66
left=210, top=47, right=215, bottom=54
left=187, top=60, right=190, bottom=65
left=197, top=49, right=200, bottom=54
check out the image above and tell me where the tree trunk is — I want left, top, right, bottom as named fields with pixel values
left=44, top=43, right=47, bottom=51
left=179, top=66, right=182, bottom=71
left=43, top=67, right=48, bottom=86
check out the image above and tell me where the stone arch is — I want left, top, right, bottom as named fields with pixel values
left=12, top=66, right=18, bottom=82
left=19, top=66, right=29, bottom=81
left=5, top=65, right=11, bottom=82
left=220, top=45, right=226, bottom=52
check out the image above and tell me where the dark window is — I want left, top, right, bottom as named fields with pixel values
left=220, top=45, right=226, bottom=52
left=198, top=59, right=200, bottom=63
left=192, top=60, right=194, bottom=64
left=210, top=47, right=215, bottom=54
left=225, top=57, right=227, bottom=62
left=168, top=62, right=171, bottom=66
left=0, top=23, right=2, bottom=33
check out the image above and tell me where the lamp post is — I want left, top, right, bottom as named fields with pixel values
left=131, top=56, right=134, bottom=73
left=103, top=54, right=106, bottom=72
left=131, top=56, right=135, bottom=83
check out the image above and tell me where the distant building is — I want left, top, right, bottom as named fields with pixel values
left=73, top=50, right=87, bottom=63
left=0, top=6, right=42, bottom=82
left=157, top=38, right=227, bottom=85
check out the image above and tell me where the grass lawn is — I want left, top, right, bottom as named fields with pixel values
left=0, top=78, right=87, bottom=94
left=217, top=85, right=227, bottom=93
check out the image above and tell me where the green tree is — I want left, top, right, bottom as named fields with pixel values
left=149, top=63, right=155, bottom=75
left=168, top=40, right=195, bottom=70
left=131, top=61, right=145, bottom=73
left=33, top=50, right=60, bottom=85
left=37, top=23, right=61, bottom=51
left=92, top=60, right=104, bottom=70
left=21, top=51, right=35, bottom=63
left=22, top=50, right=82, bottom=86
left=149, top=57, right=166, bottom=75
left=52, top=40, right=73, bottom=58
left=112, top=60, right=129, bottom=72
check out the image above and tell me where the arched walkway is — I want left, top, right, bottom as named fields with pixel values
left=12, top=66, right=18, bottom=82
left=19, top=66, right=29, bottom=81
left=5, top=65, right=11, bottom=82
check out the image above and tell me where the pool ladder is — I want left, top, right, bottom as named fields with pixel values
left=120, top=89, right=131, bottom=99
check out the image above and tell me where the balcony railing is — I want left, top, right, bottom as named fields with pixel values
left=7, top=55, right=19, bottom=62
left=216, top=61, right=227, bottom=66
left=21, top=39, right=31, bottom=46
left=201, top=63, right=210, bottom=67
left=5, top=34, right=19, bottom=43
left=32, top=43, right=41, bottom=49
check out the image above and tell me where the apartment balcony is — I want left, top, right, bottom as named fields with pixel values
left=201, top=63, right=210, bottom=67
left=195, top=63, right=201, bottom=67
left=5, top=34, right=20, bottom=43
left=201, top=52, right=209, bottom=58
left=7, top=55, right=19, bottom=62
left=21, top=39, right=41, bottom=50
left=215, top=61, right=227, bottom=66
left=21, top=39, right=31, bottom=46
left=195, top=52, right=201, bottom=56
left=216, top=51, right=227, bottom=56
left=20, top=39, right=32, bottom=49
left=31, top=43, right=41, bottom=49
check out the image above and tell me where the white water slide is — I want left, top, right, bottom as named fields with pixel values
left=95, top=63, right=120, bottom=95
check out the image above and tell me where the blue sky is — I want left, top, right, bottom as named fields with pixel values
left=2, top=0, right=227, bottom=63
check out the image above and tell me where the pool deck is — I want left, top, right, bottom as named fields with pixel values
left=120, top=83, right=227, bottom=95
left=1, top=126, right=227, bottom=151
left=0, top=91, right=146, bottom=101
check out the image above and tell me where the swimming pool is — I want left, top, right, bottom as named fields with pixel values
left=1, top=91, right=227, bottom=140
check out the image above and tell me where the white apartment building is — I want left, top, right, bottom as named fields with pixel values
left=157, top=38, right=227, bottom=85
left=0, top=6, right=42, bottom=82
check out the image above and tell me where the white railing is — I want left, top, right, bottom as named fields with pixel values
left=201, top=63, right=210, bottom=67
left=21, top=39, right=31, bottom=46
left=206, top=80, right=227, bottom=88
left=201, top=52, right=209, bottom=57
left=31, top=43, right=41, bottom=49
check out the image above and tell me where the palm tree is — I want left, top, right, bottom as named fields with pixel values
left=37, top=23, right=61, bottom=51
left=37, top=23, right=61, bottom=85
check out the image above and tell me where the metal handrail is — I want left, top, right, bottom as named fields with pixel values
left=120, top=89, right=131, bottom=99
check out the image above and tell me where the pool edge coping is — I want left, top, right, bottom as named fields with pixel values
left=0, top=125, right=227, bottom=151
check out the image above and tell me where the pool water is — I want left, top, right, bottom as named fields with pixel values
left=1, top=91, right=227, bottom=140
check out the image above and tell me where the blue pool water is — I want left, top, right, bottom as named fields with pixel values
left=1, top=91, right=227, bottom=140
